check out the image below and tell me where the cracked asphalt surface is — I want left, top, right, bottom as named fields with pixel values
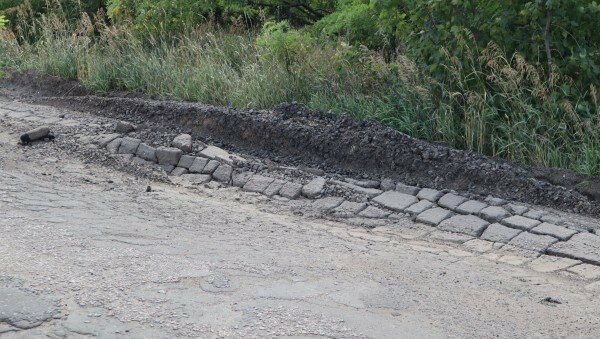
left=1, top=98, right=600, bottom=338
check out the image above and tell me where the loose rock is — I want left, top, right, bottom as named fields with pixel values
left=302, top=177, right=327, bottom=198
left=171, top=134, right=193, bottom=152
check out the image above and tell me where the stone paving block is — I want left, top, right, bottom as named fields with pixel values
left=415, top=207, right=453, bottom=226
left=501, top=215, right=541, bottom=230
left=264, top=179, right=284, bottom=197
left=189, top=157, right=209, bottom=173
left=200, top=145, right=234, bottom=163
left=540, top=214, right=563, bottom=225
left=136, top=143, right=157, bottom=162
left=479, top=206, right=511, bottom=222
left=358, top=206, right=391, bottom=219
left=480, top=223, right=522, bottom=243
left=508, top=232, right=558, bottom=253
left=332, top=201, right=367, bottom=218
left=96, top=133, right=121, bottom=147
left=438, top=215, right=490, bottom=237
left=405, top=200, right=434, bottom=215
left=566, top=264, right=600, bottom=280
left=106, top=137, right=122, bottom=154
left=177, top=155, right=196, bottom=169
left=372, top=191, right=418, bottom=212
left=345, top=178, right=380, bottom=188
left=531, top=223, right=577, bottom=241
left=232, top=171, right=254, bottom=188
left=428, top=230, right=474, bottom=244
left=171, top=134, right=192, bottom=152
left=523, top=209, right=547, bottom=220
left=279, top=182, right=303, bottom=199
left=159, top=164, right=175, bottom=173
left=212, top=164, right=233, bottom=183
left=438, top=193, right=468, bottom=210
left=463, top=239, right=495, bottom=253
left=332, top=180, right=382, bottom=198
left=528, top=255, right=581, bottom=273
left=180, top=174, right=211, bottom=185
left=484, top=196, right=506, bottom=206
left=456, top=200, right=488, bottom=214
left=156, top=147, right=182, bottom=166
left=170, top=167, right=188, bottom=177
left=395, top=183, right=419, bottom=195
left=243, top=175, right=274, bottom=194
left=547, top=233, right=600, bottom=265
left=380, top=178, right=395, bottom=191
left=302, top=177, right=327, bottom=198
left=417, top=188, right=444, bottom=202
left=312, top=197, right=345, bottom=211
left=505, top=203, right=529, bottom=215
left=117, top=137, right=141, bottom=155
left=201, top=160, right=220, bottom=174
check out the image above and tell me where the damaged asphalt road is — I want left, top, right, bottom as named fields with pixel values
left=1, top=91, right=600, bottom=338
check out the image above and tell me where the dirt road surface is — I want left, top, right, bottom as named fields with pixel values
left=1, top=95, right=600, bottom=338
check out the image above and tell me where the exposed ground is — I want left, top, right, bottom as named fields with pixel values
left=1, top=80, right=600, bottom=338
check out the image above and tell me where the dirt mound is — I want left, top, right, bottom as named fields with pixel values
left=3, top=72, right=599, bottom=216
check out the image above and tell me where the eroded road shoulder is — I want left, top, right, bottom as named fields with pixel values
left=1, top=97, right=600, bottom=337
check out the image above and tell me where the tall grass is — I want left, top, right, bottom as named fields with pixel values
left=1, top=11, right=598, bottom=175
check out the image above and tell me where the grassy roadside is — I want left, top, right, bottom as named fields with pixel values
left=1, top=12, right=599, bottom=176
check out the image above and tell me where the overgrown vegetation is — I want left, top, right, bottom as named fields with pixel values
left=0, top=1, right=598, bottom=175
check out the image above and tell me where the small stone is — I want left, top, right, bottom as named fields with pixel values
left=405, top=200, right=434, bottom=215
left=501, top=215, right=541, bottom=230
left=505, top=203, right=529, bottom=215
left=417, top=188, right=444, bottom=202
left=480, top=223, right=522, bottom=243
left=189, top=157, right=209, bottom=173
left=264, top=179, right=284, bottom=197
left=171, top=134, right=193, bottom=152
left=479, top=206, right=511, bottom=222
left=372, top=191, right=418, bottom=212
left=117, top=137, right=141, bottom=155
left=155, top=147, right=182, bottom=166
left=136, top=143, right=157, bottom=162
left=528, top=255, right=581, bottom=273
left=415, top=207, right=453, bottom=226
left=243, top=175, right=274, bottom=194
left=232, top=171, right=254, bottom=187
left=115, top=121, right=136, bottom=133
left=566, top=264, right=600, bottom=280
left=438, top=215, right=490, bottom=237
left=508, top=232, right=558, bottom=253
left=279, top=182, right=303, bottom=199
left=531, top=223, right=577, bottom=241
left=312, top=197, right=345, bottom=211
left=380, top=178, right=395, bottom=191
left=171, top=167, right=188, bottom=177
left=177, top=155, right=196, bottom=169
left=106, top=138, right=122, bottom=154
left=146, top=186, right=152, bottom=192
left=456, top=200, right=488, bottom=214
left=485, top=196, right=506, bottom=206
left=181, top=174, right=211, bottom=185
left=212, top=164, right=233, bottom=183
left=396, top=183, right=419, bottom=195
left=358, top=206, right=391, bottom=219
left=201, top=160, right=220, bottom=174
left=438, top=193, right=468, bottom=210
left=331, top=201, right=367, bottom=218
left=302, top=177, right=327, bottom=198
